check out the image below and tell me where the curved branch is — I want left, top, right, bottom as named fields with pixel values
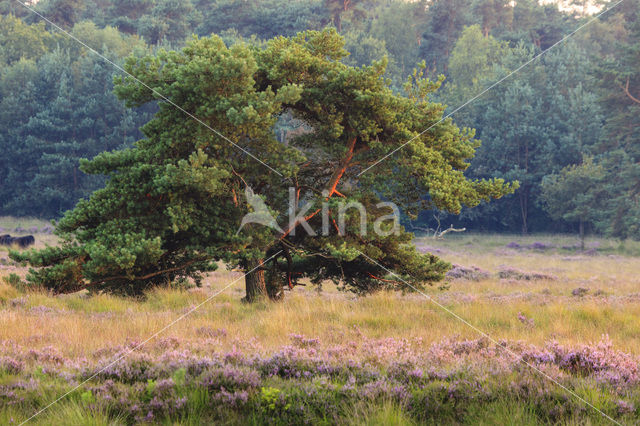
left=279, top=137, right=358, bottom=239
left=87, top=258, right=207, bottom=287
left=436, top=225, right=466, bottom=239
left=365, top=271, right=403, bottom=285
left=621, top=77, right=640, bottom=105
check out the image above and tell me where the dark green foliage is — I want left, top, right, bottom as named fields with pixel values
left=593, top=2, right=640, bottom=240
left=196, top=0, right=323, bottom=41
left=0, top=20, right=153, bottom=218
left=419, top=0, right=473, bottom=73
left=35, top=0, right=86, bottom=29
left=541, top=157, right=607, bottom=249
left=433, top=27, right=605, bottom=234
left=137, top=0, right=202, bottom=45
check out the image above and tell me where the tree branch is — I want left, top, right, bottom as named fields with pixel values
left=621, top=77, right=640, bottom=105
left=436, top=225, right=466, bottom=239
left=279, top=137, right=358, bottom=239
left=365, top=271, right=403, bottom=285
left=87, top=258, right=207, bottom=287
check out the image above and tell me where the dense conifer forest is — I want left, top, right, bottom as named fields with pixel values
left=0, top=0, right=638, bottom=238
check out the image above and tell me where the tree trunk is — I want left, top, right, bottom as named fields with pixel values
left=243, top=258, right=285, bottom=302
left=579, top=219, right=585, bottom=251
left=519, top=189, right=529, bottom=235
left=243, top=258, right=267, bottom=303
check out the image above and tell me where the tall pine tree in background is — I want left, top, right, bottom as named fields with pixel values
left=596, top=1, right=640, bottom=239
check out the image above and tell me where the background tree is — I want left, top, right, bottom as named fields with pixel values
left=419, top=0, right=473, bottom=73
left=472, top=0, right=512, bottom=37
left=0, top=20, right=152, bottom=217
left=0, top=0, right=31, bottom=18
left=541, top=157, right=606, bottom=249
left=0, top=14, right=53, bottom=64
left=196, top=0, right=322, bottom=40
left=439, top=39, right=602, bottom=233
left=35, top=0, right=86, bottom=29
left=440, top=25, right=508, bottom=122
left=322, top=0, right=373, bottom=33
left=368, top=2, right=421, bottom=83
left=137, top=0, right=201, bottom=45
left=103, top=0, right=153, bottom=35
left=342, top=31, right=389, bottom=68
left=594, top=1, right=640, bottom=240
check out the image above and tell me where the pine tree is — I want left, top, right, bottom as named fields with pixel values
left=541, top=157, right=606, bottom=249
left=14, top=29, right=514, bottom=299
left=595, top=3, right=640, bottom=240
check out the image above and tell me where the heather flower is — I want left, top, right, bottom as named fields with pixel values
left=8, top=297, right=26, bottom=308
left=571, top=287, right=589, bottom=297
left=616, top=399, right=634, bottom=415
left=39, top=225, right=54, bottom=234
left=154, top=337, right=180, bottom=350
left=195, top=326, right=227, bottom=338
left=290, top=334, right=320, bottom=348
left=213, top=388, right=249, bottom=407
left=528, top=242, right=552, bottom=251
left=28, top=305, right=55, bottom=315
left=1, top=335, right=638, bottom=423
left=224, top=347, right=246, bottom=365
left=498, top=267, right=556, bottom=281
left=92, top=353, right=154, bottom=383
left=0, top=357, right=24, bottom=374
left=200, top=366, right=260, bottom=392
left=446, top=264, right=490, bottom=281
left=27, top=346, right=64, bottom=364
left=517, top=312, right=535, bottom=327
left=361, top=379, right=393, bottom=400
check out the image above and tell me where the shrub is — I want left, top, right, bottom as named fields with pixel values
left=498, top=267, right=557, bottom=281
left=2, top=274, right=26, bottom=292
left=446, top=264, right=490, bottom=281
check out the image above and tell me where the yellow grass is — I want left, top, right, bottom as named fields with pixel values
left=1, top=232, right=640, bottom=359
left=0, top=216, right=52, bottom=230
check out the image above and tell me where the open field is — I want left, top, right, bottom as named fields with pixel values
left=2, top=225, right=640, bottom=424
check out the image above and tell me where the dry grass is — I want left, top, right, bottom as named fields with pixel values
left=1, top=232, right=640, bottom=360
left=0, top=216, right=52, bottom=231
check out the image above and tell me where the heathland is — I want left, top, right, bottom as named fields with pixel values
left=2, top=218, right=640, bottom=424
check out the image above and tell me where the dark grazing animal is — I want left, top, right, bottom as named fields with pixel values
left=0, top=234, right=35, bottom=248
left=13, top=235, right=35, bottom=248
